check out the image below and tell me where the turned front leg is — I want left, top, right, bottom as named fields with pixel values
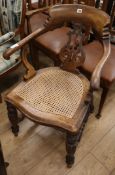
left=66, top=132, right=78, bottom=168
left=6, top=102, right=19, bottom=136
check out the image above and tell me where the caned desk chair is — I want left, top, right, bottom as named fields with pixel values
left=3, top=4, right=110, bottom=167
left=0, top=0, right=26, bottom=102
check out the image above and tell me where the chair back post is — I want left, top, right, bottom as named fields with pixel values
left=95, top=0, right=100, bottom=8
left=17, top=0, right=27, bottom=39
left=78, top=0, right=95, bottom=6
left=110, top=1, right=115, bottom=34
left=0, top=142, right=8, bottom=175
left=101, top=0, right=109, bottom=12
left=27, top=0, right=32, bottom=10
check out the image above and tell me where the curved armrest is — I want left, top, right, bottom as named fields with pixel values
left=91, top=38, right=111, bottom=90
left=3, top=26, right=49, bottom=60
left=0, top=32, right=15, bottom=46
left=26, top=6, right=50, bottom=18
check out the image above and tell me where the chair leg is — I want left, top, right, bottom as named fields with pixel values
left=66, top=105, right=91, bottom=167
left=77, top=104, right=90, bottom=142
left=0, top=93, right=2, bottom=103
left=6, top=102, right=19, bottom=136
left=90, top=92, right=94, bottom=113
left=96, top=87, right=109, bottom=119
left=0, top=142, right=8, bottom=175
left=66, top=132, right=78, bottom=168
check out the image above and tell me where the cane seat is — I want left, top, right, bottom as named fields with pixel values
left=6, top=67, right=90, bottom=132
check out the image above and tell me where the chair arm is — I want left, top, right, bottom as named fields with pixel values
left=0, top=32, right=15, bottom=46
left=3, top=26, right=49, bottom=60
left=3, top=27, right=49, bottom=80
left=26, top=6, right=50, bottom=18
left=90, top=38, right=111, bottom=90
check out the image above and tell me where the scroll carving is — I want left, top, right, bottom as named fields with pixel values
left=21, top=45, right=36, bottom=80
left=59, top=24, right=85, bottom=72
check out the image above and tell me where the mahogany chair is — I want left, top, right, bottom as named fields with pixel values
left=0, top=0, right=26, bottom=102
left=80, top=1, right=115, bottom=118
left=3, top=4, right=110, bottom=167
left=26, top=0, right=95, bottom=69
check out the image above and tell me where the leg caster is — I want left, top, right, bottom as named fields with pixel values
left=6, top=102, right=19, bottom=136
left=66, top=132, right=78, bottom=168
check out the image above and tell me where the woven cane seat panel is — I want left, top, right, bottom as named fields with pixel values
left=16, top=67, right=89, bottom=118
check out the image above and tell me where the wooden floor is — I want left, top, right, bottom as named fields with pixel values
left=0, top=63, right=115, bottom=175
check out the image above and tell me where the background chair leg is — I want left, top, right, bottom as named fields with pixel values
left=96, top=87, right=109, bottom=119
left=0, top=142, right=8, bottom=175
left=66, top=132, right=78, bottom=168
left=90, top=92, right=94, bottom=113
left=6, top=102, right=19, bottom=136
left=0, top=93, right=2, bottom=103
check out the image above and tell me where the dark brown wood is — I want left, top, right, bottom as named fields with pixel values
left=0, top=142, right=8, bottom=175
left=102, top=0, right=109, bottom=12
left=78, top=0, right=95, bottom=6
left=110, top=1, right=115, bottom=36
left=66, top=132, right=78, bottom=168
left=6, top=102, right=19, bottom=136
left=95, top=0, right=100, bottom=8
left=96, top=87, right=109, bottom=119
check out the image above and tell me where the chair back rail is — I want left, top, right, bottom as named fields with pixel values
left=27, top=0, right=95, bottom=9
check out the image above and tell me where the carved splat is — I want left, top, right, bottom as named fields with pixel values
left=59, top=24, right=85, bottom=72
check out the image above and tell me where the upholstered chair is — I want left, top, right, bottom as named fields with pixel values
left=25, top=0, right=95, bottom=69
left=80, top=1, right=115, bottom=118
